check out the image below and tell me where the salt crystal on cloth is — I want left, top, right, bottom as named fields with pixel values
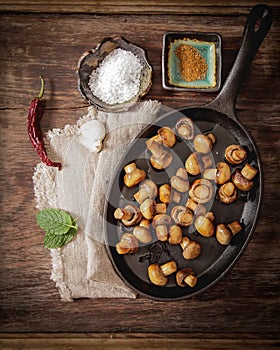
left=33, top=100, right=161, bottom=301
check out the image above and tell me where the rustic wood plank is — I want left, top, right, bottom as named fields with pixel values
left=0, top=336, right=279, bottom=350
left=0, top=10, right=279, bottom=336
left=0, top=0, right=279, bottom=15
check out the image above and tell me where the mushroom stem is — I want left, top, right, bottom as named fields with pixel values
left=241, top=164, right=258, bottom=180
left=227, top=221, right=242, bottom=235
left=114, top=208, right=133, bottom=221
left=176, top=268, right=197, bottom=287
left=160, top=261, right=177, bottom=276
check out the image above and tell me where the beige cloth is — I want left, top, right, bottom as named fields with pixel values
left=33, top=100, right=161, bottom=301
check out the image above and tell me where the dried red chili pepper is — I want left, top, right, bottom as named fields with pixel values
left=27, top=77, right=62, bottom=170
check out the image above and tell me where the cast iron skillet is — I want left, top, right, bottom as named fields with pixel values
left=104, top=5, right=272, bottom=300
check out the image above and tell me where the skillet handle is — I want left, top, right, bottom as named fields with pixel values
left=207, top=4, right=272, bottom=120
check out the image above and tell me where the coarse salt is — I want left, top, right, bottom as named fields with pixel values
left=89, top=48, right=143, bottom=105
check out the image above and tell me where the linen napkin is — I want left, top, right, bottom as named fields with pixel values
left=33, top=100, right=161, bottom=301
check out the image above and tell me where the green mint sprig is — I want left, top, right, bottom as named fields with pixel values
left=36, top=208, right=78, bottom=248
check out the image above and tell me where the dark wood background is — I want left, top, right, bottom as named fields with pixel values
left=0, top=1, right=279, bottom=348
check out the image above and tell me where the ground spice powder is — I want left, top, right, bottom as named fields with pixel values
left=175, top=44, right=207, bottom=82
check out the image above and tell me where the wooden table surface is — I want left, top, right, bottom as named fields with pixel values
left=0, top=1, right=279, bottom=349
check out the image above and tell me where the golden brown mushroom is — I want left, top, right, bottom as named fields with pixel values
left=175, top=117, right=195, bottom=140
left=189, top=179, right=214, bottom=204
left=159, top=184, right=171, bottom=203
left=232, top=170, right=253, bottom=191
left=171, top=206, right=194, bottom=227
left=193, top=133, right=216, bottom=154
left=195, top=213, right=215, bottom=237
left=170, top=168, right=189, bottom=193
left=133, top=219, right=152, bottom=243
left=176, top=268, right=197, bottom=287
left=146, top=140, right=173, bottom=170
left=123, top=162, right=146, bottom=188
left=134, top=179, right=158, bottom=204
left=114, top=204, right=142, bottom=226
left=148, top=261, right=177, bottom=286
left=180, top=236, right=201, bottom=259
left=227, top=221, right=243, bottom=236
left=148, top=263, right=168, bottom=286
left=225, top=144, right=247, bottom=165
left=216, top=223, right=233, bottom=245
left=168, top=225, right=183, bottom=245
left=203, top=162, right=231, bottom=185
left=218, top=182, right=237, bottom=204
left=232, top=163, right=258, bottom=191
left=152, top=214, right=172, bottom=241
left=157, top=127, right=176, bottom=148
left=216, top=162, right=231, bottom=185
left=140, top=198, right=166, bottom=220
left=185, top=153, right=212, bottom=176
left=116, top=233, right=139, bottom=254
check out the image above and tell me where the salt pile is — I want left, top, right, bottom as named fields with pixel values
left=89, top=48, right=143, bottom=105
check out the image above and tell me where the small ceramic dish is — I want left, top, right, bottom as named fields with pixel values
left=162, top=32, right=222, bottom=92
left=77, top=36, right=153, bottom=112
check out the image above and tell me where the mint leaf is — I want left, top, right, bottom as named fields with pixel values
left=44, top=227, right=76, bottom=249
left=36, top=208, right=76, bottom=236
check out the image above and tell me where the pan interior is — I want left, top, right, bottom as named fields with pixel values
left=105, top=107, right=261, bottom=300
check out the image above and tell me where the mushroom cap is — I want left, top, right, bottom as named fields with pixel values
left=195, top=215, right=215, bottom=237
left=218, top=182, right=237, bottom=204
left=225, top=144, right=247, bottom=165
left=140, top=198, right=156, bottom=220
left=134, top=179, right=158, bottom=204
left=117, top=233, right=139, bottom=254
left=216, top=162, right=231, bottom=185
left=232, top=169, right=254, bottom=191
left=171, top=206, right=194, bottom=227
left=185, top=153, right=202, bottom=176
left=182, top=240, right=201, bottom=259
left=193, top=134, right=213, bottom=154
left=159, top=184, right=171, bottom=204
left=189, top=179, right=214, bottom=204
left=175, top=117, right=195, bottom=140
left=216, top=223, right=233, bottom=245
left=152, top=213, right=172, bottom=227
left=158, top=127, right=176, bottom=148
left=171, top=175, right=189, bottom=192
left=133, top=226, right=152, bottom=243
left=168, top=225, right=183, bottom=245
left=80, top=119, right=106, bottom=142
left=148, top=263, right=168, bottom=286
left=121, top=204, right=142, bottom=226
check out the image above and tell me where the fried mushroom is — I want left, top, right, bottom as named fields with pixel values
left=123, top=162, right=146, bottom=188
left=225, top=144, right=247, bottom=165
left=171, top=206, right=194, bottom=227
left=193, top=133, right=216, bottom=154
left=146, top=140, right=173, bottom=170
left=114, top=204, right=142, bottom=226
left=189, top=179, right=214, bottom=204
left=195, top=213, right=215, bottom=237
left=175, top=117, right=195, bottom=140
left=176, top=268, right=197, bottom=287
